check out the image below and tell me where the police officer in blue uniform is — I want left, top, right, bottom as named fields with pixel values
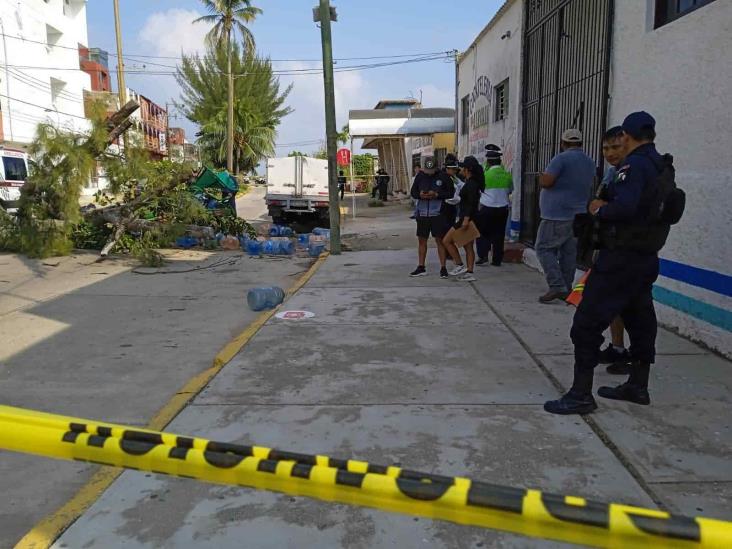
left=545, top=112, right=663, bottom=414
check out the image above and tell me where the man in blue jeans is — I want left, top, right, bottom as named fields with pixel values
left=536, top=129, right=595, bottom=303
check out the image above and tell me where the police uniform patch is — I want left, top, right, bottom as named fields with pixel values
left=616, top=165, right=630, bottom=182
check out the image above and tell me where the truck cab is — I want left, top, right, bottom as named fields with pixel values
left=0, top=147, right=29, bottom=213
left=265, top=156, right=330, bottom=228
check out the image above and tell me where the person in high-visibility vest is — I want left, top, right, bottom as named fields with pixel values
left=475, top=144, right=513, bottom=267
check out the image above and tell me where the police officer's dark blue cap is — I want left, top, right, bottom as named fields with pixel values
left=622, top=111, right=656, bottom=138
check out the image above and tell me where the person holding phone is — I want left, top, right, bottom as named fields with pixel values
left=442, top=156, right=484, bottom=282
left=409, top=156, right=454, bottom=278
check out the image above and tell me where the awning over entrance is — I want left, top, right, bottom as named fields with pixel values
left=348, top=108, right=455, bottom=139
left=348, top=108, right=455, bottom=194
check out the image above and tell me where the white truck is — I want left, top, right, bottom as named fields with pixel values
left=0, top=147, right=30, bottom=213
left=265, top=155, right=330, bottom=227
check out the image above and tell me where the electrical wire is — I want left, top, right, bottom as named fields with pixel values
left=131, top=254, right=243, bottom=275
left=2, top=53, right=452, bottom=77
left=275, top=139, right=323, bottom=146
left=6, top=68, right=84, bottom=104
left=0, top=32, right=453, bottom=63
left=0, top=92, right=88, bottom=120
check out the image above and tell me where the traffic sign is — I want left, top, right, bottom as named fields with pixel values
left=336, top=148, right=351, bottom=166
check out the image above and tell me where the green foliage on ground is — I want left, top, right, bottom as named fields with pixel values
left=5, top=116, right=109, bottom=257
left=1, top=108, right=254, bottom=263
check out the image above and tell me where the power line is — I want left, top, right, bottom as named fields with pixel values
left=275, top=139, right=323, bottom=147
left=6, top=68, right=84, bottom=104
left=0, top=92, right=88, bottom=120
left=2, top=53, right=452, bottom=77
left=0, top=32, right=453, bottom=63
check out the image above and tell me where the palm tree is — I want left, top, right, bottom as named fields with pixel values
left=176, top=43, right=292, bottom=174
left=194, top=0, right=262, bottom=174
left=336, top=124, right=350, bottom=145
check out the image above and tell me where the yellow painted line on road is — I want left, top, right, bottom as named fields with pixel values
left=13, top=253, right=329, bottom=549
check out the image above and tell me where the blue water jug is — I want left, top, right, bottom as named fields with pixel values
left=313, top=227, right=330, bottom=239
left=279, top=240, right=294, bottom=255
left=269, top=225, right=282, bottom=237
left=263, top=239, right=280, bottom=255
left=309, top=243, right=325, bottom=257
left=246, top=240, right=262, bottom=256
left=297, top=233, right=310, bottom=247
left=176, top=236, right=197, bottom=249
left=279, top=226, right=293, bottom=237
left=247, top=286, right=285, bottom=311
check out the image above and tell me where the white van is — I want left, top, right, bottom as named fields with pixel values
left=265, top=155, right=330, bottom=227
left=0, top=147, right=29, bottom=213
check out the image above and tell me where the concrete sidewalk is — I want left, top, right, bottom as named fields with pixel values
left=53, top=249, right=731, bottom=548
left=0, top=250, right=313, bottom=547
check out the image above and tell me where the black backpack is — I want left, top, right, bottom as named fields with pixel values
left=648, top=153, right=685, bottom=225
left=597, top=152, right=685, bottom=253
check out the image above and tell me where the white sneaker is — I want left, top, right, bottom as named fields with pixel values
left=449, top=264, right=467, bottom=276
left=459, top=272, right=476, bottom=282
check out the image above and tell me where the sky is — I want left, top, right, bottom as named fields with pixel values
left=86, top=0, right=504, bottom=156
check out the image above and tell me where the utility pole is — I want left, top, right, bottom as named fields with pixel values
left=315, top=1, right=341, bottom=254
left=226, top=31, right=234, bottom=174
left=112, top=0, right=128, bottom=153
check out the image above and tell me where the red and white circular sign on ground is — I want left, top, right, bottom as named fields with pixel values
left=275, top=310, right=315, bottom=320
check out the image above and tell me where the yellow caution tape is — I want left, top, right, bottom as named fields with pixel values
left=1, top=404, right=730, bottom=548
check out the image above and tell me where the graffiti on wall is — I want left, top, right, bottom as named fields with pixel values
left=468, top=75, right=492, bottom=150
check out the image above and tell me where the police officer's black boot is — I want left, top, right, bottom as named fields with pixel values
left=544, top=366, right=597, bottom=415
left=597, top=362, right=651, bottom=405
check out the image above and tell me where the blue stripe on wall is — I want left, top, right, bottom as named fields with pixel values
left=653, top=285, right=732, bottom=332
left=659, top=258, right=732, bottom=298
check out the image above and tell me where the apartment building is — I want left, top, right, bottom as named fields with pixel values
left=0, top=0, right=91, bottom=146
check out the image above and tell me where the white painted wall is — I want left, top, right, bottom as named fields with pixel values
left=0, top=0, right=90, bottom=147
left=456, top=0, right=523, bottom=239
left=609, top=0, right=732, bottom=356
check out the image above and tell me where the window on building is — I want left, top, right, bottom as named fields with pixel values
left=654, top=0, right=717, bottom=28
left=494, top=79, right=509, bottom=122
left=50, top=77, right=66, bottom=107
left=460, top=95, right=469, bottom=136
left=63, top=0, right=83, bottom=18
left=46, top=24, right=62, bottom=48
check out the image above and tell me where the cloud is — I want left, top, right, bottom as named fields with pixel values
left=131, top=9, right=208, bottom=138
left=132, top=9, right=397, bottom=156
left=274, top=62, right=373, bottom=153
left=418, top=83, right=455, bottom=109
left=137, top=9, right=208, bottom=58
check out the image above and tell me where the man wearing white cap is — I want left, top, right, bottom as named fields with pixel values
left=535, top=129, right=595, bottom=303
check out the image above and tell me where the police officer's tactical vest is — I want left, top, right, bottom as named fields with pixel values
left=599, top=153, right=685, bottom=253
left=574, top=154, right=686, bottom=257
